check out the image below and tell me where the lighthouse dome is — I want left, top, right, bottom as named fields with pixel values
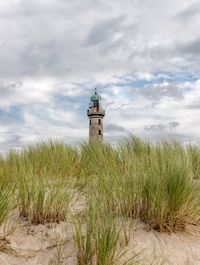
left=90, top=89, right=101, bottom=101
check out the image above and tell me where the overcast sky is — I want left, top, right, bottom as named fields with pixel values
left=0, top=0, right=200, bottom=152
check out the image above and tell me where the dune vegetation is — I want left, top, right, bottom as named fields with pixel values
left=0, top=137, right=200, bottom=264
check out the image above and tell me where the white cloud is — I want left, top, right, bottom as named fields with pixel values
left=0, top=0, right=200, bottom=151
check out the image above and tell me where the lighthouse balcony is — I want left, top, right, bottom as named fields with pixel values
left=87, top=107, right=105, bottom=116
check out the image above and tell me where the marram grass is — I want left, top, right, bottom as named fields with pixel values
left=82, top=138, right=200, bottom=232
left=18, top=172, right=72, bottom=224
left=9, top=140, right=80, bottom=180
left=0, top=156, right=15, bottom=226
left=0, top=137, right=200, bottom=232
left=5, top=140, right=76, bottom=224
left=73, top=194, right=140, bottom=265
left=137, top=143, right=200, bottom=231
left=0, top=176, right=15, bottom=226
left=187, top=144, right=200, bottom=179
left=0, top=138, right=200, bottom=264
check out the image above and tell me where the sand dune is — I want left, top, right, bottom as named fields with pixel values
left=1, top=200, right=200, bottom=265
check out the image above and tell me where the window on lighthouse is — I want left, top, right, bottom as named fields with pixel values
left=99, top=130, right=101, bottom=135
left=98, top=119, right=101, bottom=124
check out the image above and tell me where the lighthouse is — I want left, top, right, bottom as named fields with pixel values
left=87, top=88, right=105, bottom=142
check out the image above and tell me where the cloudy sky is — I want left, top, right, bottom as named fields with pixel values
left=0, top=0, right=200, bottom=152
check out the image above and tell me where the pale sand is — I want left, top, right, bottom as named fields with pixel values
left=0, top=195, right=200, bottom=265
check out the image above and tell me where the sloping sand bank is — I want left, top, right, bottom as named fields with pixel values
left=1, top=213, right=200, bottom=265
left=1, top=194, right=200, bottom=265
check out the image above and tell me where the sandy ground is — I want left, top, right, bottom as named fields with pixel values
left=1, top=195, right=200, bottom=265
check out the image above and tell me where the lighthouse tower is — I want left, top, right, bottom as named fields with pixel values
left=87, top=89, right=105, bottom=142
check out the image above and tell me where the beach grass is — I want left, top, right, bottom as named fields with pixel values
left=0, top=137, right=200, bottom=263
left=79, top=138, right=200, bottom=232
left=187, top=144, right=200, bottom=179
left=73, top=192, right=140, bottom=265
left=0, top=155, right=15, bottom=226
left=17, top=172, right=72, bottom=224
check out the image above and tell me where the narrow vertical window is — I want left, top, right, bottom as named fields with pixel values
left=98, top=119, right=101, bottom=124
left=99, top=130, right=101, bottom=135
left=90, top=120, right=91, bottom=125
